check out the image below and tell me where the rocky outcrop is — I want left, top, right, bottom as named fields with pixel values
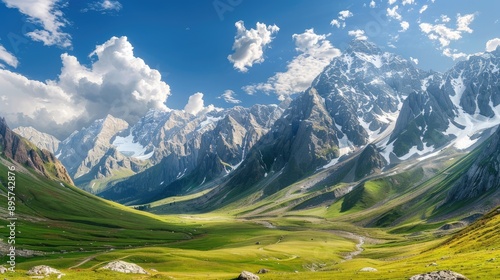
left=0, top=118, right=73, bottom=185
left=101, top=260, right=147, bottom=274
left=238, top=270, right=260, bottom=280
left=355, top=144, right=387, bottom=180
left=447, top=125, right=500, bottom=202
left=389, top=85, right=456, bottom=157
left=359, top=267, right=377, bottom=272
left=409, top=270, right=468, bottom=280
left=57, top=114, right=130, bottom=179
left=27, top=265, right=63, bottom=276
left=13, top=126, right=60, bottom=154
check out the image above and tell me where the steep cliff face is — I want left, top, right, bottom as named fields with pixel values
left=219, top=88, right=341, bottom=198
left=312, top=39, right=426, bottom=146
left=57, top=114, right=131, bottom=179
left=13, top=126, right=60, bottom=154
left=447, top=125, right=500, bottom=202
left=0, top=118, right=73, bottom=185
left=99, top=104, right=284, bottom=204
left=355, top=144, right=387, bottom=180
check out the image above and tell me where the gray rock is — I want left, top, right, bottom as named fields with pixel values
left=238, top=270, right=260, bottom=280
left=57, top=114, right=130, bottom=179
left=359, top=267, right=378, bottom=272
left=27, top=265, right=63, bottom=276
left=409, top=270, right=468, bottom=280
left=0, top=266, right=7, bottom=273
left=101, top=260, right=147, bottom=274
left=257, top=268, right=270, bottom=274
left=13, top=126, right=60, bottom=154
left=447, top=125, right=500, bottom=202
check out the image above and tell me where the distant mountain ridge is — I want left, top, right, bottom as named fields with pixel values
left=12, top=40, right=500, bottom=211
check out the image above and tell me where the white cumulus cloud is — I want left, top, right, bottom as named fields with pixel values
left=440, top=14, right=451, bottom=23
left=330, top=10, right=353, bottom=29
left=243, top=29, right=340, bottom=97
left=486, top=38, right=500, bottom=52
left=419, top=5, right=428, bottom=14
left=400, top=21, right=410, bottom=32
left=0, top=36, right=171, bottom=138
left=348, top=29, right=368, bottom=40
left=2, top=0, right=71, bottom=48
left=443, top=48, right=467, bottom=60
left=387, top=5, right=402, bottom=21
left=410, top=57, right=419, bottom=64
left=219, top=90, right=241, bottom=104
left=456, top=13, right=475, bottom=33
left=402, top=0, right=415, bottom=5
left=388, top=0, right=397, bottom=4
left=184, top=92, right=205, bottom=115
left=84, top=0, right=122, bottom=13
left=0, top=45, right=18, bottom=68
left=227, top=20, right=280, bottom=72
left=419, top=13, right=475, bottom=49
left=369, top=0, right=376, bottom=8
left=338, top=10, right=353, bottom=20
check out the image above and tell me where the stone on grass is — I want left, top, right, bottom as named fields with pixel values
left=409, top=270, right=469, bottom=280
left=101, top=260, right=148, bottom=274
left=238, top=270, right=260, bottom=280
left=27, top=265, right=63, bottom=276
left=257, top=268, right=270, bottom=274
left=0, top=266, right=7, bottom=273
left=360, top=267, right=378, bottom=272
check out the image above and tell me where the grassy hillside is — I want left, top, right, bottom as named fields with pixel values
left=0, top=158, right=194, bottom=255
left=0, top=135, right=498, bottom=279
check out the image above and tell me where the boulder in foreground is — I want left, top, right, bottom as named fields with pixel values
left=27, top=265, right=63, bottom=275
left=101, top=260, right=148, bottom=274
left=238, top=270, right=260, bottom=280
left=409, top=270, right=468, bottom=280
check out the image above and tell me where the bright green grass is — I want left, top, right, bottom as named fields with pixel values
left=0, top=161, right=194, bottom=254
left=6, top=209, right=499, bottom=279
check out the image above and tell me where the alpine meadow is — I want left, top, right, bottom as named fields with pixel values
left=0, top=1, right=499, bottom=279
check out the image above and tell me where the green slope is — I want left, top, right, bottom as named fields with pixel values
left=0, top=158, right=193, bottom=255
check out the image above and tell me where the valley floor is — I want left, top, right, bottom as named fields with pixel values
left=5, top=212, right=500, bottom=280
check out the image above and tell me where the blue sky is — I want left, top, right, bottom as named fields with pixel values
left=0, top=0, right=499, bottom=138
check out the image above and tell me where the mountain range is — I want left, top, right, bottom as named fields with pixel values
left=2, top=39, right=500, bottom=279
left=12, top=40, right=500, bottom=214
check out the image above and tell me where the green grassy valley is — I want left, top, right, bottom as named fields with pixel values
left=1, top=146, right=499, bottom=279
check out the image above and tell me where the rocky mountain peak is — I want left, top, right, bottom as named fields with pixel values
left=12, top=126, right=61, bottom=155
left=346, top=39, right=381, bottom=55
left=0, top=117, right=73, bottom=185
left=56, top=115, right=130, bottom=179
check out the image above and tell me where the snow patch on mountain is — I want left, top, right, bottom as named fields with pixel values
left=354, top=52, right=382, bottom=68
left=445, top=104, right=500, bottom=150
left=198, top=116, right=224, bottom=131
left=450, top=71, right=465, bottom=108
left=397, top=144, right=435, bottom=161
left=112, top=133, right=153, bottom=160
